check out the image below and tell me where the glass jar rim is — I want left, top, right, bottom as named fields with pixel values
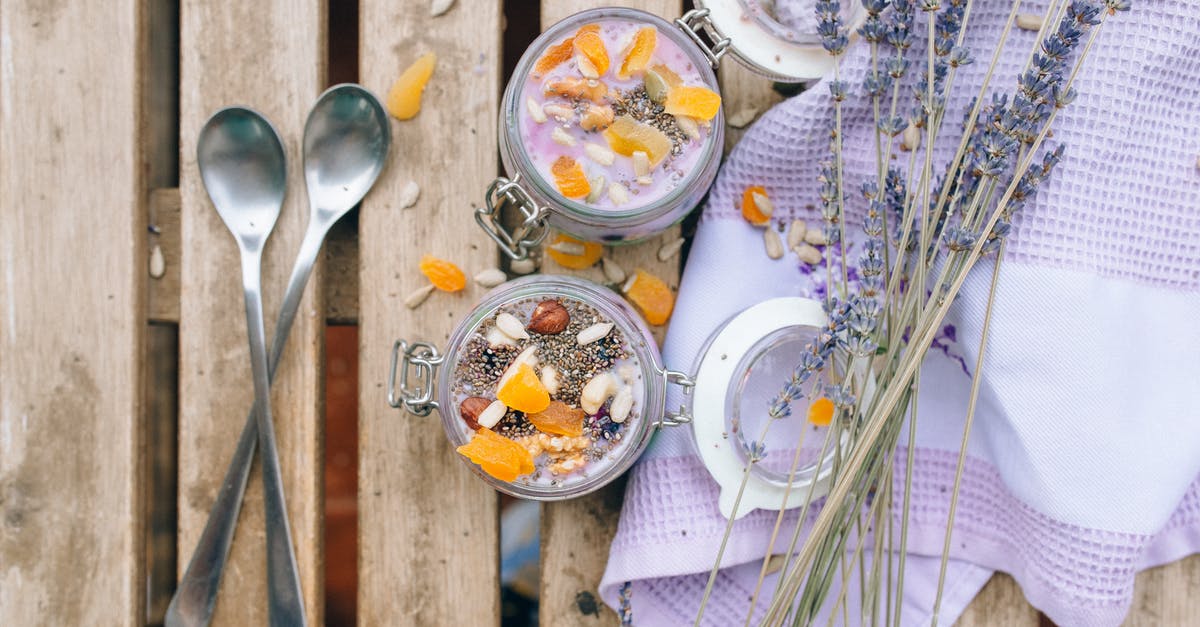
left=437, top=274, right=666, bottom=500
left=501, top=7, right=725, bottom=227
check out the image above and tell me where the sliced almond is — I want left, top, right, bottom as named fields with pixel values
left=795, top=243, right=823, bottom=266
left=787, top=220, right=808, bottom=249
left=608, top=182, right=629, bottom=205
left=751, top=191, right=775, bottom=221
left=399, top=180, right=421, bottom=209
left=657, top=237, right=685, bottom=262
left=581, top=372, right=618, bottom=414
left=632, top=151, right=651, bottom=177
left=585, top=142, right=615, bottom=166
left=586, top=175, right=606, bottom=203
left=675, top=115, right=701, bottom=141
left=476, top=400, right=507, bottom=429
left=764, top=228, right=784, bottom=260
left=577, top=54, right=600, bottom=78
left=496, top=312, right=530, bottom=340
left=473, top=267, right=507, bottom=288
left=610, top=386, right=634, bottom=423
left=430, top=0, right=455, bottom=16
left=486, top=326, right=517, bottom=347
left=551, top=126, right=577, bottom=147
left=901, top=125, right=921, bottom=152
left=601, top=257, right=626, bottom=284
left=405, top=283, right=436, bottom=309
left=540, top=365, right=560, bottom=396
left=577, top=321, right=614, bottom=346
left=636, top=175, right=653, bottom=186
left=510, top=257, right=538, bottom=275
left=804, top=226, right=828, bottom=246
left=526, top=97, right=547, bottom=123
left=727, top=107, right=759, bottom=129
left=1016, top=13, right=1043, bottom=31
left=543, top=103, right=574, bottom=121
left=549, top=240, right=587, bottom=256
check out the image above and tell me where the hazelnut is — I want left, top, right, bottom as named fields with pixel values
left=527, top=299, right=570, bottom=335
left=459, top=396, right=491, bottom=431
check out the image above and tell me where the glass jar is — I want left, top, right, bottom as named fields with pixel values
left=475, top=4, right=867, bottom=259
left=388, top=275, right=694, bottom=500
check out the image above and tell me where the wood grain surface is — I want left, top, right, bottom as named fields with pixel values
left=0, top=1, right=146, bottom=624
left=356, top=1, right=504, bottom=624
left=178, top=1, right=327, bottom=624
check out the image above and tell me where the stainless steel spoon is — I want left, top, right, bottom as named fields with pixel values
left=167, top=85, right=390, bottom=627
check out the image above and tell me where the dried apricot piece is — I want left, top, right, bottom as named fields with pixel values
left=456, top=427, right=536, bottom=482
left=546, top=233, right=604, bottom=269
left=577, top=24, right=600, bottom=35
left=648, top=64, right=683, bottom=88
left=622, top=269, right=675, bottom=326
left=386, top=52, right=437, bottom=120
left=664, top=86, right=722, bottom=122
left=742, top=185, right=773, bottom=226
left=528, top=401, right=586, bottom=437
left=807, top=397, right=835, bottom=427
left=544, top=77, right=609, bottom=103
left=497, top=363, right=551, bottom=414
left=603, top=116, right=672, bottom=167
left=573, top=29, right=610, bottom=77
left=533, top=38, right=575, bottom=77
left=419, top=254, right=466, bottom=292
left=550, top=156, right=591, bottom=199
left=618, top=26, right=657, bottom=79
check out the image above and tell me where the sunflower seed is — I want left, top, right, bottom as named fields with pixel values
left=496, top=312, right=530, bottom=340
left=549, top=240, right=586, bottom=256
left=430, top=0, right=455, bottom=16
left=577, top=55, right=600, bottom=79
left=764, top=228, right=784, bottom=259
left=149, top=244, right=165, bottom=278
left=608, top=182, right=629, bottom=205
left=526, top=97, right=547, bottom=123
left=586, top=176, right=606, bottom=203
left=804, top=225, right=828, bottom=246
left=632, top=151, right=651, bottom=177
left=540, top=365, right=560, bottom=395
left=901, top=125, right=921, bottom=152
left=543, top=103, right=574, bottom=121
left=727, top=107, right=759, bottom=129
left=601, top=257, right=626, bottom=284
left=552, top=126, right=577, bottom=147
left=1016, top=13, right=1043, bottom=31
left=399, top=180, right=420, bottom=209
left=405, top=283, right=436, bottom=309
left=476, top=400, right=507, bottom=429
left=585, top=142, right=615, bottom=166
left=577, top=321, right=614, bottom=346
left=644, top=69, right=670, bottom=103
left=581, top=372, right=618, bottom=414
left=795, top=243, right=823, bottom=265
left=657, top=237, right=685, bottom=262
left=787, top=220, right=808, bottom=249
left=751, top=191, right=775, bottom=221
left=510, top=257, right=538, bottom=274
left=473, top=267, right=507, bottom=288
left=675, top=115, right=701, bottom=140
left=610, top=386, right=634, bottom=423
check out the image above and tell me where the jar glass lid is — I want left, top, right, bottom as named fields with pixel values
left=689, top=297, right=844, bottom=519
left=693, top=0, right=868, bottom=82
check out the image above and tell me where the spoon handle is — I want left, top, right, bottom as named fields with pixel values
left=166, top=226, right=325, bottom=627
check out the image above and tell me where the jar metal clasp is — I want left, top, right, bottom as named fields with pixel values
left=387, top=339, right=444, bottom=416
left=658, top=368, right=695, bottom=427
left=475, top=174, right=550, bottom=261
left=674, top=8, right=732, bottom=70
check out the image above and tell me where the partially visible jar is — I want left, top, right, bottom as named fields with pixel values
left=388, top=275, right=693, bottom=500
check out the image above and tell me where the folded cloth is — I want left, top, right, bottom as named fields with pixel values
left=599, top=1, right=1200, bottom=625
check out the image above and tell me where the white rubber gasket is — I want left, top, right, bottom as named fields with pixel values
left=697, top=0, right=863, bottom=82
left=691, top=297, right=840, bottom=519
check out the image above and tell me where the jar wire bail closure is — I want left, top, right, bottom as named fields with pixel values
left=475, top=174, right=550, bottom=261
left=388, top=339, right=444, bottom=417
left=674, top=8, right=732, bottom=70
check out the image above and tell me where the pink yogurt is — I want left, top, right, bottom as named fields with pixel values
left=518, top=19, right=715, bottom=211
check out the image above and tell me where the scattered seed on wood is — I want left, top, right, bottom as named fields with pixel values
left=1016, top=13, right=1043, bottom=31
left=430, top=0, right=455, bottom=16
left=405, top=283, right=436, bottom=309
left=804, top=225, right=828, bottom=246
left=795, top=243, right=823, bottom=265
left=549, top=240, right=586, bottom=256
left=474, top=267, right=507, bottom=288
left=149, top=244, right=165, bottom=278
left=763, top=228, right=784, bottom=259
left=727, top=107, right=759, bottom=129
left=601, top=257, right=626, bottom=284
left=399, top=180, right=420, bottom=209
left=657, top=237, right=685, bottom=262
left=901, top=125, right=921, bottom=152
left=510, top=257, right=538, bottom=275
left=787, top=220, right=808, bottom=249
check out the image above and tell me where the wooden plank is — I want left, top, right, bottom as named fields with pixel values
left=535, top=2, right=685, bottom=625
left=356, top=2, right=503, bottom=624
left=177, top=2, right=327, bottom=624
left=0, top=1, right=146, bottom=624
left=957, top=574, right=1041, bottom=626
left=1125, top=555, right=1200, bottom=626
left=148, top=188, right=182, bottom=323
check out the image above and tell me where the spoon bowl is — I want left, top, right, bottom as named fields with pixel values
left=197, top=108, right=287, bottom=243
left=303, top=83, right=391, bottom=220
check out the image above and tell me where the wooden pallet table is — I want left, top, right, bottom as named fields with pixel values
left=0, top=1, right=1196, bottom=625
